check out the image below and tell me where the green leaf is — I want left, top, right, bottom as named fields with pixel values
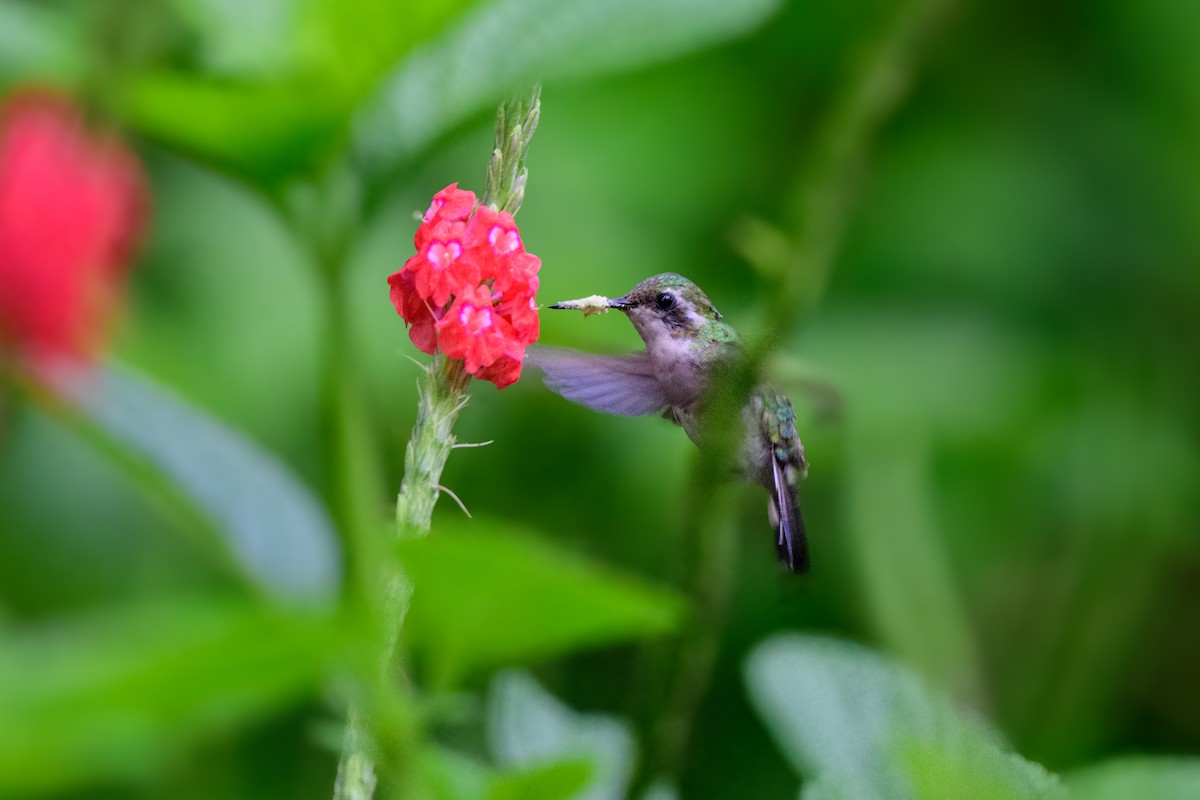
left=355, top=0, right=782, bottom=172
left=169, top=0, right=300, bottom=77
left=133, top=2, right=471, bottom=180
left=420, top=747, right=493, bottom=800
left=639, top=782, right=680, bottom=800
left=488, top=670, right=628, bottom=800
left=119, top=71, right=345, bottom=181
left=1065, top=757, right=1200, bottom=800
left=60, top=363, right=341, bottom=605
left=399, top=520, right=681, bottom=684
left=804, top=313, right=1028, bottom=698
left=489, top=759, right=593, bottom=800
left=295, top=0, right=474, bottom=96
left=417, top=744, right=592, bottom=800
left=841, top=423, right=983, bottom=702
left=744, top=636, right=1064, bottom=800
left=0, top=597, right=334, bottom=794
left=0, top=0, right=81, bottom=81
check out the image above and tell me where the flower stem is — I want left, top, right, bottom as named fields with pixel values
left=395, top=354, right=473, bottom=537
left=333, top=706, right=379, bottom=800
left=333, top=85, right=541, bottom=800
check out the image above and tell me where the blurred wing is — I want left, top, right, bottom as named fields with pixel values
left=526, top=346, right=667, bottom=416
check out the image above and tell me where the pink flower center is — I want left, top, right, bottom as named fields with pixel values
left=488, top=225, right=520, bottom=253
left=426, top=240, right=462, bottom=269
left=459, top=303, right=494, bottom=335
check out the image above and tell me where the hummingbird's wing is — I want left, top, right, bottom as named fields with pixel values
left=525, top=346, right=668, bottom=416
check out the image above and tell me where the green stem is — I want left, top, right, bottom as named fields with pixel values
left=634, top=0, right=955, bottom=789
left=335, top=356, right=471, bottom=800
left=333, top=706, right=379, bottom=800
left=638, top=481, right=740, bottom=787
left=299, top=169, right=399, bottom=800
left=764, top=0, right=955, bottom=336
left=395, top=354, right=473, bottom=537
left=333, top=86, right=540, bottom=800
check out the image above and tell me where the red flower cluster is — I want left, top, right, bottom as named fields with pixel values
left=388, top=184, right=540, bottom=389
left=0, top=90, right=146, bottom=368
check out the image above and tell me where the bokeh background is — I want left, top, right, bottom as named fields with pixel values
left=2, top=0, right=1199, bottom=798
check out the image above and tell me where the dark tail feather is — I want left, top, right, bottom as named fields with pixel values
left=770, top=460, right=810, bottom=573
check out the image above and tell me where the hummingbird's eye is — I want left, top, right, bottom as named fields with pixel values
left=655, top=292, right=676, bottom=311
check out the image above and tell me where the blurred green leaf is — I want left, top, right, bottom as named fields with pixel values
left=744, top=636, right=1064, bottom=800
left=1030, top=399, right=1199, bottom=542
left=134, top=1, right=470, bottom=180
left=0, top=0, right=81, bottom=80
left=59, top=363, right=341, bottom=605
left=638, top=782, right=680, bottom=800
left=170, top=0, right=471, bottom=88
left=804, top=312, right=1031, bottom=700
left=354, top=0, right=782, bottom=173
left=842, top=424, right=983, bottom=703
left=399, top=520, right=681, bottom=683
left=119, top=71, right=344, bottom=181
left=295, top=0, right=473, bottom=96
left=418, top=744, right=592, bottom=800
left=488, top=670, right=628, bottom=800
left=1065, top=757, right=1200, bottom=800
left=169, top=0, right=300, bottom=77
left=490, top=759, right=593, bottom=800
left=0, top=597, right=334, bottom=794
left=420, top=746, right=493, bottom=800
left=804, top=311, right=1033, bottom=436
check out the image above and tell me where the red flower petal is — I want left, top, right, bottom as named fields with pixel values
left=492, top=251, right=541, bottom=300
left=497, top=292, right=540, bottom=347
left=408, top=319, right=438, bottom=355
left=466, top=206, right=524, bottom=278
left=390, top=184, right=540, bottom=383
left=434, top=284, right=521, bottom=374
left=465, top=203, right=523, bottom=250
left=416, top=183, right=476, bottom=249
left=387, top=266, right=439, bottom=354
left=407, top=220, right=481, bottom=307
left=475, top=355, right=523, bottom=389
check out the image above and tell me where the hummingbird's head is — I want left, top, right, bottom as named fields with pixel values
left=606, top=272, right=724, bottom=346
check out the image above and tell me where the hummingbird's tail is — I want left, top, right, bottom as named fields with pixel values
left=771, top=459, right=810, bottom=573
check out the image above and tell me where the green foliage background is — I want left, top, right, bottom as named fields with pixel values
left=1, top=0, right=1198, bottom=798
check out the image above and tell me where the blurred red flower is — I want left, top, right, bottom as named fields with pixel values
left=388, top=183, right=540, bottom=389
left=0, top=90, right=146, bottom=370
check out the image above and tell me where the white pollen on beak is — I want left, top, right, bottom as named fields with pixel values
left=552, top=295, right=613, bottom=317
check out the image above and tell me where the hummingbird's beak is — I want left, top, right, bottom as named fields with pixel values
left=546, top=294, right=630, bottom=315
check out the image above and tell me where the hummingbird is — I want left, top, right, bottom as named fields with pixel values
left=528, top=273, right=809, bottom=573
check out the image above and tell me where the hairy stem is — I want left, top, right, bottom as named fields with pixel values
left=333, top=85, right=541, bottom=800
left=395, top=355, right=473, bottom=537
